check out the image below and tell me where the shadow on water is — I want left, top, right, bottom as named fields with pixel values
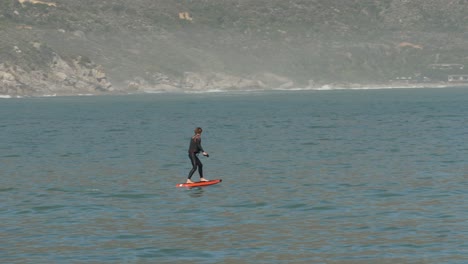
left=187, top=187, right=205, bottom=198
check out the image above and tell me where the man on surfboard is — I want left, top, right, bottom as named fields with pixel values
left=186, top=127, right=209, bottom=184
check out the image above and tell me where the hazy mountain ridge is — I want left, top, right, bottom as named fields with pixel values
left=1, top=0, right=467, bottom=96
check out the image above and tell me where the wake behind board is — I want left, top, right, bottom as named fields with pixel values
left=176, top=179, right=222, bottom=188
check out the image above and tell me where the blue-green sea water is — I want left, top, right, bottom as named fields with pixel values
left=1, top=88, right=468, bottom=263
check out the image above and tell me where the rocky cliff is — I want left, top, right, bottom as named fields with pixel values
left=0, top=34, right=112, bottom=96
left=1, top=0, right=467, bottom=96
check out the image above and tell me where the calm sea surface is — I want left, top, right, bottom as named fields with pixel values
left=1, top=88, right=468, bottom=263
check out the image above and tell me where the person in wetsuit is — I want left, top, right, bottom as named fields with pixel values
left=186, top=127, right=209, bottom=183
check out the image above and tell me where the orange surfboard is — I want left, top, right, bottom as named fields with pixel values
left=176, top=179, right=222, bottom=188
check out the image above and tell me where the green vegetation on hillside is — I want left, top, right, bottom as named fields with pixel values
left=1, top=0, right=467, bottom=89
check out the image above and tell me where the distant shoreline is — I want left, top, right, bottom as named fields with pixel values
left=1, top=82, right=467, bottom=99
left=304, top=82, right=468, bottom=91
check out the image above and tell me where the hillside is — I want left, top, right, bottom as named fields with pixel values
left=1, top=0, right=467, bottom=96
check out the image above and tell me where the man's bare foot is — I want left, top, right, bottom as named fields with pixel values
left=200, top=178, right=209, bottom=182
left=186, top=179, right=194, bottom=184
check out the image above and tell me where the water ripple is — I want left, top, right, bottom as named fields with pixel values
left=1, top=90, right=468, bottom=263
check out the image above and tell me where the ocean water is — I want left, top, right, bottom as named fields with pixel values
left=1, top=88, right=468, bottom=263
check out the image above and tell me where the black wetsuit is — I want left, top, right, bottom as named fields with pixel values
left=187, top=134, right=204, bottom=180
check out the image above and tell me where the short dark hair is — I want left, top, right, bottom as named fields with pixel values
left=194, top=127, right=203, bottom=134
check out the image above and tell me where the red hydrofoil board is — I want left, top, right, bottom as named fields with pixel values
left=176, top=179, right=222, bottom=188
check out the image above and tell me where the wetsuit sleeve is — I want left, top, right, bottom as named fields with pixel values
left=196, top=137, right=204, bottom=153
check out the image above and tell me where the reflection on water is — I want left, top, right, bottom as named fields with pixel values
left=187, top=188, right=205, bottom=198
